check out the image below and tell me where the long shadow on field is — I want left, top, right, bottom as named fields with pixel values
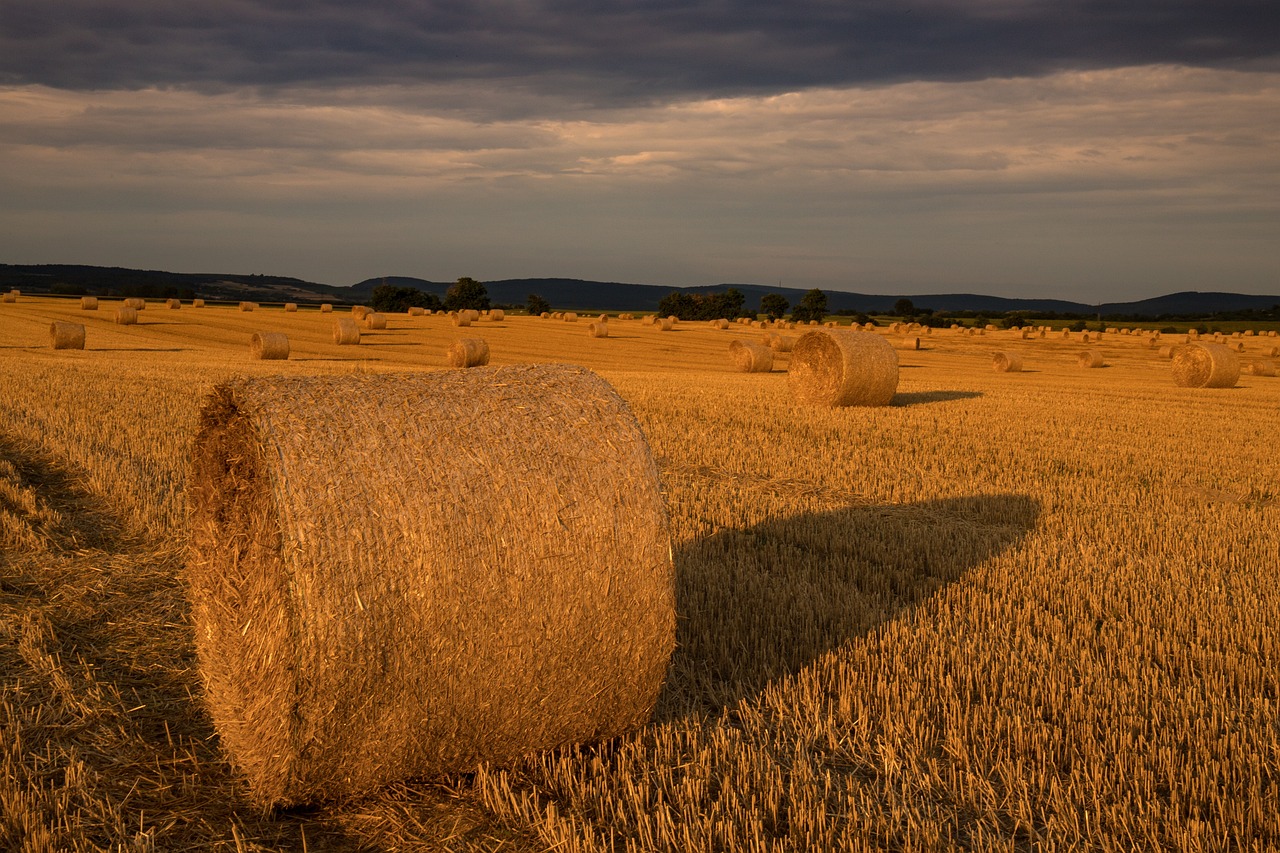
left=892, top=390, right=983, bottom=406
left=656, top=493, right=1039, bottom=719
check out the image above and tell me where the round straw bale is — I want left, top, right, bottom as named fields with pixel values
left=564, top=312, right=579, bottom=322
left=50, top=321, right=86, bottom=350
left=447, top=337, right=490, bottom=367
left=352, top=305, right=371, bottom=320
left=1247, top=360, right=1276, bottom=377
left=710, top=318, right=729, bottom=330
left=587, top=321, right=609, bottom=338
left=728, top=340, right=774, bottom=373
left=451, top=312, right=472, bottom=327
left=992, top=351, right=1023, bottom=372
left=898, top=336, right=921, bottom=351
left=1, top=292, right=16, bottom=303
left=1266, top=346, right=1279, bottom=358
left=114, top=306, right=138, bottom=325
left=657, top=317, right=674, bottom=331
left=408, top=306, right=425, bottom=316
left=167, top=298, right=182, bottom=309
left=187, top=365, right=673, bottom=807
left=364, top=312, right=388, bottom=330
left=1172, top=342, right=1239, bottom=388
left=1158, top=345, right=1176, bottom=359
left=320, top=303, right=333, bottom=313
left=239, top=302, right=257, bottom=312
left=788, top=329, right=898, bottom=407
left=124, top=297, right=146, bottom=310
left=80, top=296, right=99, bottom=310
left=464, top=309, right=481, bottom=322
left=770, top=335, right=796, bottom=353
left=540, top=311, right=551, bottom=318
left=667, top=315, right=678, bottom=324
left=250, top=332, right=290, bottom=360
left=332, top=317, right=361, bottom=345
left=285, top=303, right=298, bottom=313
left=1077, top=350, right=1104, bottom=368
left=193, top=299, right=206, bottom=308
left=488, top=309, right=505, bottom=321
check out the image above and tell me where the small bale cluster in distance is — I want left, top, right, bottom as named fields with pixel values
left=115, top=306, right=138, bottom=325
left=1172, top=342, right=1239, bottom=388
left=447, top=337, right=490, bottom=368
left=81, top=296, right=99, bottom=310
left=992, top=352, right=1023, bottom=372
left=185, top=364, right=674, bottom=807
left=332, top=317, right=361, bottom=345
left=728, top=340, right=773, bottom=373
left=364, top=313, right=387, bottom=330
left=250, top=332, right=290, bottom=360
left=1077, top=350, right=1105, bottom=368
left=50, top=321, right=86, bottom=350
left=788, top=329, right=898, bottom=407
left=285, top=303, right=298, bottom=313
left=588, top=321, right=609, bottom=338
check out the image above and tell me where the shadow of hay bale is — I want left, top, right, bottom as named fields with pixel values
left=657, top=493, right=1040, bottom=719
left=890, top=390, right=983, bottom=407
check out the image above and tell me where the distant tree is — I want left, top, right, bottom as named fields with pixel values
left=657, top=288, right=745, bottom=320
left=371, top=283, right=442, bottom=313
left=792, top=289, right=828, bottom=324
left=526, top=293, right=552, bottom=315
left=444, top=277, right=490, bottom=311
left=1068, top=320, right=1089, bottom=332
left=893, top=298, right=917, bottom=317
left=760, top=293, right=790, bottom=321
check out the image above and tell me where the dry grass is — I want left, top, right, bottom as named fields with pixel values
left=1, top=297, right=1279, bottom=850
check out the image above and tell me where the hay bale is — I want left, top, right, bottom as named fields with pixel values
left=540, top=311, right=551, bottom=319
left=364, top=313, right=388, bottom=330
left=657, top=317, right=674, bottom=331
left=250, top=332, right=290, bottom=360
left=332, top=318, right=361, bottom=345
left=167, top=298, right=182, bottom=309
left=124, top=297, right=146, bottom=310
left=710, top=318, right=729, bottom=330
left=114, top=306, right=138, bottom=325
left=239, top=302, right=257, bottom=312
left=320, top=303, right=333, bottom=313
left=770, top=335, right=796, bottom=353
left=80, top=296, right=99, bottom=310
left=728, top=340, right=774, bottom=373
left=488, top=309, right=505, bottom=321
left=1266, top=346, right=1279, bottom=358
left=352, top=306, right=371, bottom=320
left=1247, top=360, right=1276, bottom=377
left=285, top=303, right=299, bottom=313
left=992, top=351, right=1023, bottom=372
left=49, top=321, right=85, bottom=350
left=1077, top=350, right=1104, bottom=368
left=564, top=312, right=579, bottom=322
left=1172, top=342, right=1239, bottom=388
left=641, top=315, right=655, bottom=326
left=408, top=307, right=425, bottom=316
left=447, top=338, right=491, bottom=367
left=193, top=299, right=206, bottom=308
left=2, top=291, right=16, bottom=303
left=788, top=330, right=898, bottom=407
left=587, top=321, right=609, bottom=338
left=451, top=313, right=472, bottom=327
left=186, top=365, right=673, bottom=807
left=1158, top=345, right=1176, bottom=359
left=898, top=336, right=921, bottom=351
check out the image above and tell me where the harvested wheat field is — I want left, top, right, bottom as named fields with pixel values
left=1, top=297, right=1279, bottom=851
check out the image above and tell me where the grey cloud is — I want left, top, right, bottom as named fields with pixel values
left=2, top=0, right=1277, bottom=110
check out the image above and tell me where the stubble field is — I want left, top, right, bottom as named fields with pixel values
left=1, top=298, right=1278, bottom=851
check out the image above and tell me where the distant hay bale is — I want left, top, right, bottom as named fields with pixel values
left=984, top=324, right=997, bottom=332
left=166, top=298, right=181, bottom=309
left=488, top=309, right=504, bottom=321
left=446, top=337, right=491, bottom=368
left=1077, top=350, right=1104, bottom=368
left=1230, top=341, right=1245, bottom=352
left=728, top=340, right=774, bottom=373
left=193, top=299, right=206, bottom=308
left=320, top=303, right=333, bottom=313
left=332, top=318, right=361, bottom=345
left=408, top=306, right=425, bottom=316
left=124, top=297, right=146, bottom=310
left=1172, top=342, right=1240, bottom=388
left=769, top=335, right=796, bottom=353
left=351, top=306, right=371, bottom=319
left=587, top=321, right=609, bottom=338
left=710, top=318, right=729, bottom=330
left=2, top=291, right=17, bottom=303
left=564, top=312, right=579, bottom=322
left=1247, top=360, right=1276, bottom=377
left=1081, top=332, right=1093, bottom=343
left=285, top=303, right=298, bottom=313
left=451, top=313, right=472, bottom=327
left=1267, top=346, right=1279, bottom=358
left=464, top=309, right=482, bottom=322
left=788, top=329, right=898, bottom=407
left=80, top=296, right=99, bottom=310
left=250, top=332, right=290, bottom=360
left=114, top=306, right=138, bottom=325
left=540, top=311, right=551, bottom=318
left=49, top=321, right=85, bottom=350
left=898, top=336, right=921, bottom=351
left=186, top=365, right=673, bottom=807
left=1158, top=346, right=1176, bottom=359
left=992, top=352, right=1023, bottom=372
left=364, top=313, right=387, bottom=330
left=239, top=302, right=257, bottom=312
left=657, top=317, right=674, bottom=331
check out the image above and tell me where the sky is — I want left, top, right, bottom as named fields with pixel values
left=1, top=1, right=1278, bottom=301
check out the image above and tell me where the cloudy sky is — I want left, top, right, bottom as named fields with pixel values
left=2, top=1, right=1278, bottom=300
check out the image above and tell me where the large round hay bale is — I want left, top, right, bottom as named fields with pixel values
left=250, top=332, right=290, bottom=360
left=50, top=321, right=85, bottom=350
left=1077, top=350, right=1104, bottom=368
left=352, top=306, right=371, bottom=320
left=787, top=330, right=898, bottom=407
left=1172, top=342, right=1240, bottom=388
left=193, top=298, right=206, bottom=308
left=167, top=298, right=181, bottom=309
left=114, top=306, right=138, bottom=325
left=187, top=367, right=673, bottom=807
left=285, top=303, right=298, bottom=313
left=657, top=317, right=674, bottom=331
left=320, top=303, right=333, bottom=313
left=587, top=321, right=609, bottom=338
left=451, top=312, right=472, bottom=327
left=728, top=340, right=773, bottom=373
left=1247, top=360, right=1276, bottom=377
left=489, top=309, right=505, bottom=321
left=364, top=312, right=387, bottom=330
left=80, top=296, right=99, bottom=310
left=447, top=337, right=490, bottom=367
left=992, top=351, right=1023, bottom=372
left=332, top=317, right=361, bottom=345
left=408, top=306, right=425, bottom=316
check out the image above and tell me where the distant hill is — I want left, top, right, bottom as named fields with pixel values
left=2, top=264, right=1275, bottom=318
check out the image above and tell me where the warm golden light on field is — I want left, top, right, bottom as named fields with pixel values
left=2, top=297, right=1278, bottom=850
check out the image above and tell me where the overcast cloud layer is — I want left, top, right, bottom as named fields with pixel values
left=1, top=1, right=1278, bottom=299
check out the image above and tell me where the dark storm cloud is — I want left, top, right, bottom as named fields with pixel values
left=2, top=0, right=1277, bottom=103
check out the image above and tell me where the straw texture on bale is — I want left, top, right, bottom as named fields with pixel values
left=447, top=338, right=491, bottom=368
left=167, top=298, right=181, bottom=309
left=250, top=332, right=290, bottom=361
left=193, top=299, right=205, bottom=308
left=239, top=302, right=257, bottom=312
left=187, top=365, right=674, bottom=807
left=50, top=321, right=86, bottom=350
left=352, top=306, right=371, bottom=320
left=285, top=303, right=298, bottom=313
left=320, top=303, right=333, bottom=313
left=114, top=307, right=138, bottom=325
left=364, top=313, right=388, bottom=330
left=1077, top=350, right=1105, bottom=368
left=124, top=297, right=146, bottom=310
left=1247, top=360, right=1276, bottom=377
left=451, top=313, right=472, bottom=327
left=898, top=336, right=921, bottom=351
left=332, top=318, right=361, bottom=345
left=658, top=318, right=674, bottom=331
left=992, top=352, right=1023, bottom=372
left=80, top=296, right=99, bottom=310
left=1158, top=346, right=1175, bottom=359
left=788, top=329, right=898, bottom=407
left=1172, top=343, right=1240, bottom=388
left=587, top=322, right=609, bottom=338
left=728, top=340, right=773, bottom=373
left=769, top=335, right=796, bottom=353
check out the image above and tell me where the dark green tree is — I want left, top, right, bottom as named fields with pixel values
left=656, top=288, right=745, bottom=320
left=444, top=277, right=490, bottom=311
left=893, top=298, right=915, bottom=317
left=792, top=289, right=828, bottom=324
left=527, top=293, right=552, bottom=315
left=760, top=293, right=790, bottom=321
left=371, top=283, right=442, bottom=313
